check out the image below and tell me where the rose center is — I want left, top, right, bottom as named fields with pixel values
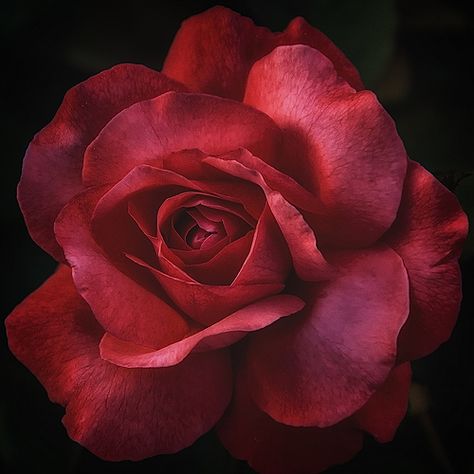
left=186, top=225, right=216, bottom=249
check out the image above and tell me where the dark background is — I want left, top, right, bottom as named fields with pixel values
left=1, top=0, right=473, bottom=473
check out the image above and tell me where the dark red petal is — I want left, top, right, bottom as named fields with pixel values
left=18, top=64, right=185, bottom=261
left=6, top=266, right=232, bottom=461
left=82, top=92, right=281, bottom=186
left=244, top=45, right=407, bottom=247
left=127, top=254, right=285, bottom=326
left=163, top=6, right=362, bottom=101
left=54, top=187, right=193, bottom=349
left=217, top=371, right=363, bottom=474
left=384, top=161, right=468, bottom=361
left=353, top=362, right=411, bottom=442
left=205, top=152, right=331, bottom=281
left=100, top=294, right=304, bottom=368
left=245, top=246, right=409, bottom=427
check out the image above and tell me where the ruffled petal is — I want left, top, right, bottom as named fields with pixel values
left=217, top=371, right=363, bottom=474
left=6, top=266, right=232, bottom=461
left=82, top=92, right=281, bottom=186
left=100, top=294, right=304, bottom=368
left=163, top=6, right=362, bottom=101
left=352, top=362, right=411, bottom=442
left=244, top=246, right=409, bottom=427
left=244, top=45, right=407, bottom=247
left=384, top=161, right=468, bottom=360
left=18, top=64, right=185, bottom=260
left=54, top=187, right=193, bottom=349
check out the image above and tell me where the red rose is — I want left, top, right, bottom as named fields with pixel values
left=6, top=6, right=468, bottom=474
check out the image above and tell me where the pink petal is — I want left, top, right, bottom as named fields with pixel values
left=18, top=64, right=185, bottom=260
left=82, top=92, right=281, bottom=186
left=205, top=151, right=331, bottom=281
left=384, top=161, right=468, bottom=360
left=244, top=45, right=407, bottom=247
left=54, top=187, right=193, bottom=349
left=100, top=294, right=305, bottom=368
left=217, top=371, right=363, bottom=474
left=244, top=245, right=409, bottom=427
left=353, top=362, right=411, bottom=442
left=6, top=266, right=232, bottom=461
left=163, top=6, right=362, bottom=101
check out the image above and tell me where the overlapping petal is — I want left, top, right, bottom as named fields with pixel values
left=163, top=6, right=362, bottom=101
left=384, top=161, right=468, bottom=360
left=18, top=64, right=185, bottom=260
left=6, top=266, right=232, bottom=461
left=244, top=45, right=407, bottom=247
left=218, top=371, right=363, bottom=474
left=244, top=246, right=409, bottom=427
left=100, top=294, right=304, bottom=368
left=82, top=92, right=282, bottom=186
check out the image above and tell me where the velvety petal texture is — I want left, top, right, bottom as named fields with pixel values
left=218, top=371, right=363, bottom=474
left=8, top=6, right=467, bottom=474
left=163, top=6, right=363, bottom=100
left=6, top=266, right=232, bottom=461
left=384, top=162, right=468, bottom=361
left=244, top=45, right=407, bottom=247
left=244, top=246, right=409, bottom=427
left=19, top=64, right=186, bottom=260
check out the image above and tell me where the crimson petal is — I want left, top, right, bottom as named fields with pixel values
left=384, top=161, right=468, bottom=360
left=19, top=64, right=185, bottom=260
left=244, top=45, right=407, bottom=247
left=245, top=246, right=409, bottom=427
left=6, top=266, right=232, bottom=461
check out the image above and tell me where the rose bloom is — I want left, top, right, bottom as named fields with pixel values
left=6, top=6, right=468, bottom=474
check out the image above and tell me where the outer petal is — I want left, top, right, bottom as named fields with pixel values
left=245, top=246, right=409, bottom=427
left=18, top=64, right=185, bottom=260
left=163, top=6, right=362, bottom=101
left=244, top=45, right=407, bottom=247
left=82, top=92, right=281, bottom=186
left=100, top=294, right=305, bottom=368
left=217, top=371, right=363, bottom=474
left=54, top=187, right=193, bottom=349
left=384, top=161, right=468, bottom=361
left=5, top=266, right=232, bottom=461
left=352, top=362, right=411, bottom=442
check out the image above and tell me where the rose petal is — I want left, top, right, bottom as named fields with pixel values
left=100, top=294, right=305, bottom=368
left=244, top=45, right=407, bottom=247
left=6, top=266, right=232, bottom=461
left=384, top=161, right=468, bottom=361
left=163, top=6, right=362, bottom=101
left=353, top=362, right=411, bottom=442
left=126, top=254, right=285, bottom=326
left=205, top=151, right=331, bottom=281
left=217, top=371, right=363, bottom=474
left=245, top=245, right=409, bottom=427
left=54, top=187, right=193, bottom=349
left=18, top=64, right=185, bottom=260
left=82, top=92, right=282, bottom=186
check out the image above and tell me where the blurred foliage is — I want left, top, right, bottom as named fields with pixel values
left=2, top=0, right=473, bottom=473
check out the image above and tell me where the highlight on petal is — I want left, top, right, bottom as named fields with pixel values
left=217, top=371, right=363, bottom=474
left=244, top=245, right=409, bottom=428
left=205, top=151, right=331, bottom=282
left=18, top=64, right=185, bottom=260
left=384, top=161, right=468, bottom=361
left=244, top=44, right=407, bottom=247
left=82, top=92, right=281, bottom=186
left=6, top=266, right=232, bottom=461
left=163, top=6, right=362, bottom=100
left=100, top=294, right=305, bottom=368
